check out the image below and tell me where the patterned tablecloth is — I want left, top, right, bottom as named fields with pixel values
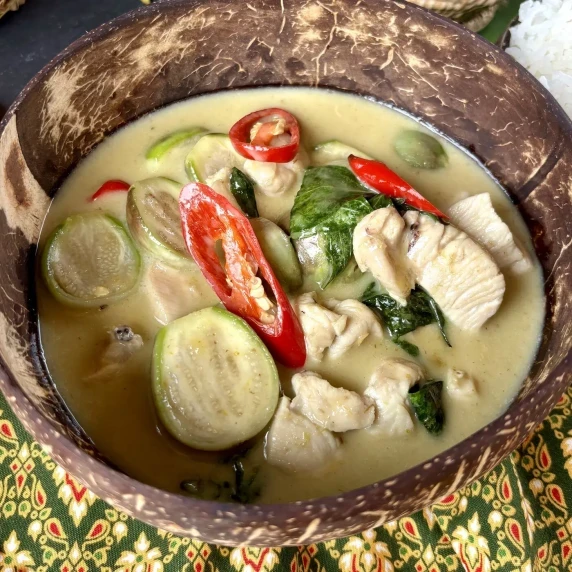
left=0, top=383, right=570, bottom=572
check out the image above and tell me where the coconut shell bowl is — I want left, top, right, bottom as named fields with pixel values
left=0, top=0, right=570, bottom=547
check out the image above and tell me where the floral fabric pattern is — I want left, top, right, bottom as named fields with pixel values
left=0, top=386, right=571, bottom=571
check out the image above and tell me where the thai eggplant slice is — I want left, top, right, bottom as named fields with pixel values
left=152, top=306, right=280, bottom=451
left=146, top=127, right=207, bottom=164
left=185, top=133, right=244, bottom=183
left=42, top=213, right=140, bottom=308
left=311, top=140, right=373, bottom=166
left=126, top=177, right=190, bottom=266
left=250, top=217, right=302, bottom=292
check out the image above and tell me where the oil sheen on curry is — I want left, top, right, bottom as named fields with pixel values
left=37, top=88, right=545, bottom=504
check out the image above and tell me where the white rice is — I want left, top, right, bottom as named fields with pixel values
left=506, top=0, right=572, bottom=118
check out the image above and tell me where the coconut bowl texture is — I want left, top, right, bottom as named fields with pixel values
left=0, top=0, right=570, bottom=547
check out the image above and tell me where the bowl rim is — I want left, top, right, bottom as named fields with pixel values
left=1, top=0, right=571, bottom=543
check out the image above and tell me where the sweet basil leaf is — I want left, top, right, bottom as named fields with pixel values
left=230, top=458, right=261, bottom=504
left=230, top=167, right=258, bottom=218
left=393, top=198, right=441, bottom=223
left=363, top=288, right=434, bottom=339
left=396, top=339, right=420, bottom=357
left=369, top=194, right=393, bottom=210
left=362, top=286, right=449, bottom=352
left=291, top=166, right=373, bottom=288
left=362, top=281, right=383, bottom=300
left=367, top=192, right=444, bottom=224
left=181, top=450, right=261, bottom=504
left=409, top=380, right=445, bottom=435
left=421, top=287, right=451, bottom=347
left=290, top=166, right=371, bottom=238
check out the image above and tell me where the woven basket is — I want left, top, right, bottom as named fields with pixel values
left=408, top=0, right=504, bottom=31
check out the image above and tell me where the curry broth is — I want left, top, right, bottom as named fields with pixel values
left=37, top=88, right=545, bottom=503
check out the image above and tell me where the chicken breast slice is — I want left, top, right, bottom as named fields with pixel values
left=205, top=167, right=241, bottom=208
left=291, top=371, right=375, bottom=432
left=353, top=207, right=415, bottom=305
left=448, top=193, right=531, bottom=274
left=404, top=211, right=506, bottom=331
left=88, top=326, right=144, bottom=380
left=144, top=262, right=203, bottom=325
left=323, top=299, right=383, bottom=358
left=294, top=292, right=347, bottom=360
left=264, top=397, right=341, bottom=473
left=243, top=150, right=307, bottom=197
left=446, top=368, right=478, bottom=398
left=364, top=358, right=423, bottom=436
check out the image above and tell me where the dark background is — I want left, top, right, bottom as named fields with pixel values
left=0, top=0, right=142, bottom=114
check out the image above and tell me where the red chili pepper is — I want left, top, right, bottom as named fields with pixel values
left=179, top=182, right=306, bottom=368
left=229, top=108, right=300, bottom=163
left=348, top=155, right=448, bottom=220
left=89, top=180, right=131, bottom=202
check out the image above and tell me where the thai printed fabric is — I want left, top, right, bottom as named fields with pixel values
left=0, top=385, right=571, bottom=572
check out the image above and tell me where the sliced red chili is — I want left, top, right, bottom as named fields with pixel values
left=179, top=182, right=306, bottom=368
left=229, top=108, right=300, bottom=163
left=89, top=180, right=131, bottom=202
left=348, top=155, right=448, bottom=220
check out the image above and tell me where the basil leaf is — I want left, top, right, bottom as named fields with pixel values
left=230, top=167, right=258, bottom=218
left=368, top=194, right=394, bottom=210
left=362, top=286, right=449, bottom=352
left=409, top=381, right=445, bottom=435
left=396, top=339, right=420, bottom=357
left=362, top=281, right=382, bottom=300
left=290, top=166, right=373, bottom=288
left=181, top=449, right=261, bottom=504
left=363, top=287, right=435, bottom=339
left=393, top=198, right=442, bottom=223
left=290, top=166, right=371, bottom=238
left=230, top=458, right=261, bottom=504
left=421, top=287, right=451, bottom=347
left=367, top=192, right=445, bottom=224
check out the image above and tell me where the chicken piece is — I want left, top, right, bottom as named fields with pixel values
left=264, top=397, right=341, bottom=473
left=101, top=326, right=144, bottom=365
left=144, top=262, right=203, bottom=325
left=291, top=371, right=375, bottom=432
left=294, top=292, right=347, bottom=360
left=446, top=368, right=478, bottom=398
left=364, top=358, right=424, bottom=436
left=243, top=153, right=306, bottom=197
left=404, top=211, right=506, bottom=331
left=205, top=167, right=241, bottom=208
left=323, top=298, right=383, bottom=358
left=88, top=326, right=144, bottom=380
left=353, top=207, right=415, bottom=305
left=448, top=193, right=531, bottom=273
